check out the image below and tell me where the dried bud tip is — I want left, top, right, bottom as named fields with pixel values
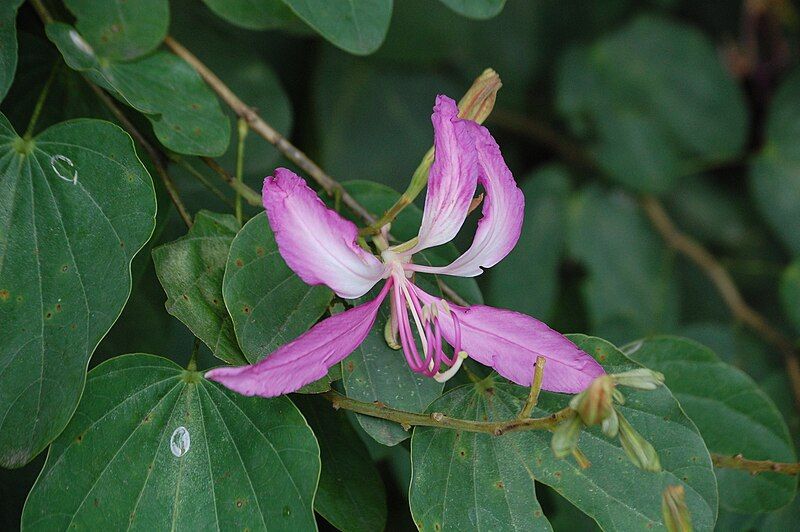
left=613, top=368, right=665, bottom=390
left=457, top=68, right=502, bottom=124
left=662, top=485, right=693, bottom=532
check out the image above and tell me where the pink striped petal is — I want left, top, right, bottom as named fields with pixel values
left=411, top=95, right=479, bottom=253
left=206, top=282, right=391, bottom=397
left=410, top=125, right=524, bottom=277
left=263, top=169, right=385, bottom=299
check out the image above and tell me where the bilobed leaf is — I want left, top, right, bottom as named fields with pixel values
left=46, top=23, right=230, bottom=156
left=64, top=0, right=169, bottom=60
left=623, top=336, right=797, bottom=513
left=0, top=114, right=156, bottom=467
left=438, top=0, right=505, bottom=19
left=200, top=0, right=298, bottom=30
left=222, top=213, right=333, bottom=364
left=568, top=186, right=678, bottom=345
left=484, top=165, right=569, bottom=320
left=153, top=211, right=247, bottom=366
left=21, top=354, right=320, bottom=530
left=280, top=0, right=393, bottom=55
left=557, top=15, right=747, bottom=193
left=0, top=0, right=24, bottom=103
left=410, top=335, right=719, bottom=531
left=294, top=395, right=387, bottom=532
left=750, top=69, right=800, bottom=256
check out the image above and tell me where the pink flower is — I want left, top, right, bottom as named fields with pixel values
left=206, top=96, right=604, bottom=397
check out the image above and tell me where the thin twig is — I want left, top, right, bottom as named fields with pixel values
left=87, top=82, right=193, bottom=228
left=641, top=195, right=800, bottom=410
left=711, top=453, right=800, bottom=475
left=168, top=154, right=234, bottom=208
left=163, top=36, right=376, bottom=224
left=519, top=356, right=546, bottom=419
left=234, top=118, right=248, bottom=225
left=200, top=157, right=262, bottom=206
left=323, top=390, right=575, bottom=436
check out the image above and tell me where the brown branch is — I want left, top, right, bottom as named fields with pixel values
left=641, top=195, right=800, bottom=410
left=711, top=453, right=800, bottom=475
left=86, top=82, right=193, bottom=228
left=163, top=36, right=376, bottom=225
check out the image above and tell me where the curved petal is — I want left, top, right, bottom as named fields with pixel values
left=206, top=282, right=391, bottom=397
left=410, top=125, right=524, bottom=277
left=416, top=291, right=604, bottom=392
left=410, top=95, right=479, bottom=253
left=263, top=168, right=385, bottom=299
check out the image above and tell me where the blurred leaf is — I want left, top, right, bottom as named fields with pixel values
left=0, top=115, right=156, bottom=468
left=281, top=0, right=392, bottom=55
left=222, top=212, right=333, bottom=364
left=750, top=69, right=800, bottom=256
left=438, top=0, right=505, bottom=19
left=624, top=336, right=797, bottom=513
left=410, top=335, right=719, bottom=531
left=22, top=354, right=320, bottom=530
left=46, top=23, right=230, bottom=156
left=314, top=51, right=459, bottom=190
left=483, top=165, right=569, bottom=320
left=0, top=0, right=24, bottom=102
left=200, top=0, right=297, bottom=30
left=153, top=211, right=247, bottom=366
left=781, top=261, right=800, bottom=334
left=557, top=15, right=747, bottom=193
left=64, top=0, right=169, bottom=60
left=294, top=395, right=388, bottom=531
left=568, top=186, right=679, bottom=345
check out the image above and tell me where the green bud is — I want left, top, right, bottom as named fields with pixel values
left=570, top=375, right=615, bottom=426
left=457, top=68, right=502, bottom=124
left=613, top=368, right=665, bottom=390
left=551, top=416, right=583, bottom=459
left=602, top=407, right=619, bottom=438
left=662, top=485, right=693, bottom=532
left=618, top=413, right=661, bottom=472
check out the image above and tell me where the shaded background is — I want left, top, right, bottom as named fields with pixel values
left=3, top=0, right=800, bottom=529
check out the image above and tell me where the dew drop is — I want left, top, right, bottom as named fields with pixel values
left=170, top=426, right=190, bottom=457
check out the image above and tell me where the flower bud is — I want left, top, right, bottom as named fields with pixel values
left=570, top=375, right=614, bottom=426
left=551, top=416, right=583, bottom=459
left=618, top=413, right=661, bottom=472
left=457, top=68, right=502, bottom=124
left=662, top=485, right=692, bottom=532
left=613, top=368, right=665, bottom=390
left=602, top=407, right=619, bottom=438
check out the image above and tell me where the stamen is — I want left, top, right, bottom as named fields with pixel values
left=434, top=351, right=468, bottom=383
left=393, top=283, right=423, bottom=371
left=401, top=282, right=429, bottom=357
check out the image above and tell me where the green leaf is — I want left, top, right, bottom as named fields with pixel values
left=0, top=0, right=24, bottom=103
left=567, top=186, right=679, bottom=345
left=153, top=211, right=247, bottom=366
left=750, top=68, right=800, bottom=256
left=294, top=395, right=387, bottom=532
left=222, top=212, right=333, bottom=364
left=46, top=23, right=230, bottom=156
left=21, top=354, right=320, bottom=529
left=781, top=261, right=800, bottom=334
left=200, top=0, right=298, bottom=30
left=624, top=336, right=797, bottom=513
left=281, top=0, right=393, bottom=55
left=0, top=114, right=156, bottom=468
left=64, top=0, right=169, bottom=60
left=438, top=0, right=505, bottom=19
left=410, top=335, right=719, bottom=531
left=483, top=165, right=569, bottom=320
left=557, top=15, right=747, bottom=193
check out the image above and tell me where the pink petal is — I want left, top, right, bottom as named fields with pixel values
left=410, top=125, right=524, bottom=277
left=263, top=169, right=385, bottom=299
left=206, top=282, right=391, bottom=397
left=411, top=95, right=480, bottom=253
left=417, top=291, right=604, bottom=392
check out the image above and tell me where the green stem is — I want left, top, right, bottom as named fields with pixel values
left=322, top=390, right=574, bottom=436
left=169, top=154, right=234, bottom=208
left=200, top=157, right=262, bottom=207
left=29, top=0, right=54, bottom=24
left=187, top=338, right=200, bottom=371
left=518, top=356, right=545, bottom=419
left=235, top=118, right=248, bottom=224
left=24, top=62, right=59, bottom=139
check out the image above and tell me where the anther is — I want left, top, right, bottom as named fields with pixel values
left=434, top=351, right=468, bottom=383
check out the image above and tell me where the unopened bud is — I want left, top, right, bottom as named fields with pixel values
left=457, top=68, right=502, bottom=124
left=618, top=413, right=661, bottom=472
left=602, top=407, right=619, bottom=438
left=384, top=318, right=400, bottom=350
left=662, top=485, right=692, bottom=532
left=551, top=416, right=583, bottom=459
left=613, top=368, right=665, bottom=390
left=570, top=375, right=614, bottom=426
